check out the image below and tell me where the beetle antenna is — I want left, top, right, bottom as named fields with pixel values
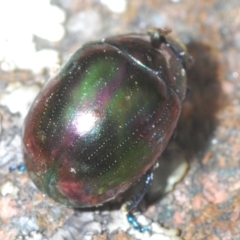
left=147, top=27, right=172, bottom=48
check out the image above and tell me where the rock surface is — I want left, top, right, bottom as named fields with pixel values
left=0, top=0, right=240, bottom=239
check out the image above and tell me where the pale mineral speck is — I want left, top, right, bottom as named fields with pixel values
left=211, top=138, right=218, bottom=144
left=0, top=181, right=19, bottom=197
left=232, top=72, right=239, bottom=78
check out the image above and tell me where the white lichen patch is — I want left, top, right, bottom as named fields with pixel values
left=0, top=0, right=65, bottom=72
left=67, top=10, right=101, bottom=39
left=0, top=82, right=40, bottom=120
left=100, top=0, right=127, bottom=13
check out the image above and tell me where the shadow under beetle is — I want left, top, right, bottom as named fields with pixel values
left=22, top=28, right=192, bottom=232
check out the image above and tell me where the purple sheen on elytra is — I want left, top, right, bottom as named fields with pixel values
left=22, top=33, right=187, bottom=207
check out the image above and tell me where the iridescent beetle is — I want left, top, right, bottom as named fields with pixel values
left=22, top=28, right=191, bottom=232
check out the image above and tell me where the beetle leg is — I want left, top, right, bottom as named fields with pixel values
left=186, top=86, right=191, bottom=98
left=121, top=170, right=153, bottom=232
left=122, top=170, right=153, bottom=212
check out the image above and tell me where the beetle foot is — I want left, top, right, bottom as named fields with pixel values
left=9, top=163, right=26, bottom=172
left=126, top=211, right=183, bottom=239
left=127, top=212, right=150, bottom=233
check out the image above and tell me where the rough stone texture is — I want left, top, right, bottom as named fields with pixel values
left=1, top=0, right=240, bottom=240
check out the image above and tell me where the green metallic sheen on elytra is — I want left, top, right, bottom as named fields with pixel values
left=22, top=33, right=188, bottom=207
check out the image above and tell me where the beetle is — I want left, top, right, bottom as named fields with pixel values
left=22, top=28, right=191, bottom=232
